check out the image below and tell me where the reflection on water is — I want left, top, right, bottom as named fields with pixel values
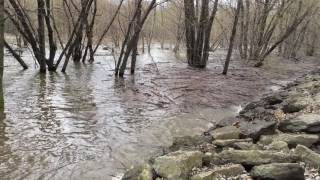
left=0, top=48, right=319, bottom=179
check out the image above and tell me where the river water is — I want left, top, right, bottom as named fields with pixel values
left=0, top=47, right=318, bottom=180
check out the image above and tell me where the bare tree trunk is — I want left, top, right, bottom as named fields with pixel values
left=223, top=0, right=242, bottom=75
left=255, top=7, right=313, bottom=67
left=141, top=33, right=145, bottom=53
left=44, top=0, right=57, bottom=71
left=184, top=0, right=196, bottom=65
left=184, top=0, right=219, bottom=68
left=130, top=0, right=141, bottom=74
left=306, top=31, right=317, bottom=56
left=243, top=0, right=249, bottom=59
left=115, top=0, right=156, bottom=77
left=83, top=0, right=97, bottom=63
left=37, top=0, right=47, bottom=73
left=173, top=14, right=184, bottom=53
left=238, top=0, right=244, bottom=59
left=147, top=9, right=156, bottom=54
left=0, top=0, right=4, bottom=111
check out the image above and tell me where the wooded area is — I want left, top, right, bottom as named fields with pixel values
left=2, top=0, right=319, bottom=76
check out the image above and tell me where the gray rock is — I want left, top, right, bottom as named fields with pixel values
left=259, top=133, right=319, bottom=148
left=239, top=121, right=277, bottom=141
left=233, top=142, right=262, bottom=150
left=282, top=103, right=306, bottom=114
left=282, top=96, right=311, bottom=114
left=153, top=150, right=203, bottom=180
left=213, top=138, right=253, bottom=148
left=215, top=117, right=242, bottom=128
left=297, top=81, right=320, bottom=91
left=263, top=95, right=283, bottom=106
left=265, top=141, right=289, bottom=152
left=169, top=135, right=213, bottom=151
left=190, top=164, right=245, bottom=180
left=203, top=152, right=216, bottom=166
left=250, top=163, right=305, bottom=180
left=279, top=114, right=320, bottom=133
left=210, top=164, right=245, bottom=177
left=209, top=126, right=240, bottom=140
left=122, top=164, right=154, bottom=180
left=214, top=150, right=294, bottom=166
left=190, top=171, right=217, bottom=180
left=294, top=145, right=320, bottom=168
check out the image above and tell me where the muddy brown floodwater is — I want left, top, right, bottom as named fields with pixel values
left=0, top=47, right=319, bottom=180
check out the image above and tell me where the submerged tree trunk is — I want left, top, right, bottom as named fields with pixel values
left=130, top=0, right=141, bottom=74
left=115, top=0, right=156, bottom=77
left=184, top=0, right=219, bottom=68
left=37, top=0, right=47, bottom=73
left=44, top=0, right=57, bottom=71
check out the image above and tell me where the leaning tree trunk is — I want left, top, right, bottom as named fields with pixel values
left=4, top=40, right=28, bottom=69
left=115, top=0, right=156, bottom=77
left=223, top=0, right=242, bottom=75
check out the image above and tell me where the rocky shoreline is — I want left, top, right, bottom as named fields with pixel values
left=122, top=69, right=320, bottom=180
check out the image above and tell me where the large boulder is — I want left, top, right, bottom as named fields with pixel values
left=250, top=163, right=305, bottom=180
left=294, top=145, right=320, bottom=168
left=279, top=114, right=320, bottom=133
left=259, top=133, right=319, bottom=148
left=209, top=126, right=240, bottom=140
left=153, top=150, right=203, bottom=180
left=190, top=164, right=245, bottom=180
left=122, top=164, right=154, bottom=180
left=213, top=150, right=294, bottom=166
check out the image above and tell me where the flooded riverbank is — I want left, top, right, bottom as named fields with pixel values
left=0, top=47, right=319, bottom=179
